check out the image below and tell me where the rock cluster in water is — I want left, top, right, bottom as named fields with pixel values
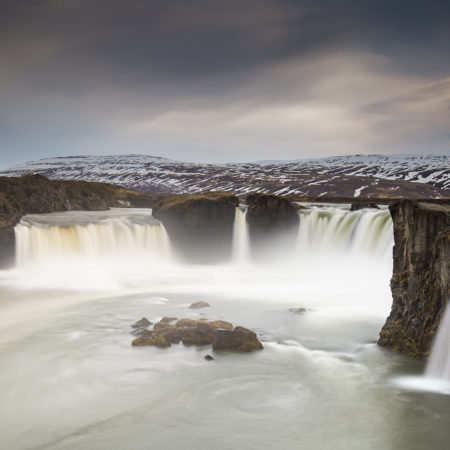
left=378, top=200, right=450, bottom=358
left=131, top=317, right=263, bottom=352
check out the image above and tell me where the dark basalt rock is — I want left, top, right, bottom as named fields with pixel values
left=245, top=194, right=299, bottom=258
left=152, top=193, right=239, bottom=263
left=212, top=326, right=264, bottom=352
left=378, top=200, right=450, bottom=358
left=350, top=202, right=380, bottom=211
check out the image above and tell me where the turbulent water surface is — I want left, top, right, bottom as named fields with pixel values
left=0, top=206, right=449, bottom=450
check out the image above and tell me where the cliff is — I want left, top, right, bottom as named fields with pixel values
left=378, top=200, right=450, bottom=358
left=0, top=174, right=158, bottom=266
left=152, top=193, right=239, bottom=262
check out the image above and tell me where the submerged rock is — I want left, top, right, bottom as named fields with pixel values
left=189, top=301, right=210, bottom=309
left=288, top=307, right=307, bottom=314
left=212, top=326, right=264, bottom=352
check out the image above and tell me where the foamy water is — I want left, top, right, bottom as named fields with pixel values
left=0, top=206, right=449, bottom=450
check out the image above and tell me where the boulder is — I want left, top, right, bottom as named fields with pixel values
left=378, top=200, right=450, bottom=358
left=212, top=326, right=264, bottom=352
left=152, top=193, right=239, bottom=262
left=131, top=317, right=152, bottom=328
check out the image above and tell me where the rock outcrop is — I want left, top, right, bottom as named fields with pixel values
left=0, top=174, right=157, bottom=267
left=246, top=194, right=299, bottom=257
left=131, top=317, right=262, bottom=352
left=152, top=193, right=239, bottom=262
left=378, top=200, right=450, bottom=358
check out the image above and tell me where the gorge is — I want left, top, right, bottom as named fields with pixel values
left=0, top=176, right=449, bottom=450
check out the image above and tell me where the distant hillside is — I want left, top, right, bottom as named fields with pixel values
left=0, top=153, right=448, bottom=199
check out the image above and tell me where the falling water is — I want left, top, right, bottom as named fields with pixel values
left=426, top=304, right=450, bottom=384
left=295, top=206, right=393, bottom=258
left=232, top=207, right=250, bottom=262
left=15, top=208, right=170, bottom=266
left=8, top=204, right=449, bottom=450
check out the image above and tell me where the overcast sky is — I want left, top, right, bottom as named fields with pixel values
left=0, top=0, right=449, bottom=168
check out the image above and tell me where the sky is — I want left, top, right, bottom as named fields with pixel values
left=0, top=0, right=449, bottom=168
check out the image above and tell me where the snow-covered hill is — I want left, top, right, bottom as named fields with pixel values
left=0, top=153, right=448, bottom=198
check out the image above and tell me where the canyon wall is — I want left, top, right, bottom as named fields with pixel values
left=378, top=200, right=450, bottom=358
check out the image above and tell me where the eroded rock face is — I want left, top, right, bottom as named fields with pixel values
left=246, top=194, right=299, bottom=257
left=152, top=193, right=239, bottom=262
left=0, top=174, right=157, bottom=267
left=378, top=200, right=450, bottom=358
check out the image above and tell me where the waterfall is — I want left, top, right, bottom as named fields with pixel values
left=15, top=209, right=170, bottom=266
left=295, top=206, right=393, bottom=259
left=426, top=304, right=450, bottom=382
left=230, top=204, right=393, bottom=263
left=232, top=207, right=249, bottom=262
left=15, top=205, right=393, bottom=267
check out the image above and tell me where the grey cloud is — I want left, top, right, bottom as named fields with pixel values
left=0, top=0, right=449, bottom=166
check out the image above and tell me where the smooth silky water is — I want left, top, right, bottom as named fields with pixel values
left=0, top=207, right=449, bottom=450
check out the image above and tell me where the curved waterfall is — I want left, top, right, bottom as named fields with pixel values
left=15, top=208, right=170, bottom=266
left=15, top=205, right=393, bottom=266
left=295, top=206, right=393, bottom=258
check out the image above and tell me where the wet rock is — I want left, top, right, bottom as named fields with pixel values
left=246, top=194, right=299, bottom=258
left=378, top=200, right=450, bottom=358
left=131, top=317, right=263, bottom=353
left=212, top=326, right=264, bottom=352
left=350, top=202, right=380, bottom=211
left=204, top=354, right=214, bottom=361
left=158, top=317, right=178, bottom=325
left=189, top=301, right=210, bottom=309
left=131, top=328, right=153, bottom=337
left=208, top=320, right=234, bottom=330
left=181, top=321, right=217, bottom=345
left=152, top=193, right=239, bottom=262
left=288, top=307, right=307, bottom=314
left=131, top=317, right=152, bottom=329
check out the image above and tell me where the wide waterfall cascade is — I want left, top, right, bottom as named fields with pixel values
left=426, top=304, right=450, bottom=384
left=230, top=205, right=393, bottom=264
left=15, top=208, right=170, bottom=266
left=295, top=206, right=393, bottom=259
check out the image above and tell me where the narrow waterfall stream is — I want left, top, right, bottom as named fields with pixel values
left=426, top=306, right=450, bottom=385
left=1, top=205, right=449, bottom=450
